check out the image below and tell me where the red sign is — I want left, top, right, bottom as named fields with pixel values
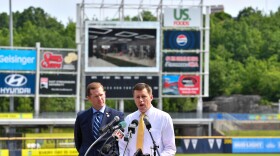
left=178, top=75, right=200, bottom=95
left=162, top=75, right=200, bottom=96
left=41, top=52, right=63, bottom=69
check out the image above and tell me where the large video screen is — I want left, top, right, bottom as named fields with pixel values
left=85, top=21, right=160, bottom=73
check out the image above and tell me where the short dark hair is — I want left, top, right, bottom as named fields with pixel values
left=133, top=83, right=152, bottom=95
left=86, top=82, right=104, bottom=96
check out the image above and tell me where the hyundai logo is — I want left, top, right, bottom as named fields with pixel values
left=5, top=74, right=28, bottom=87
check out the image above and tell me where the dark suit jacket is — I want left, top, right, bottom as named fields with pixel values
left=74, top=106, right=124, bottom=156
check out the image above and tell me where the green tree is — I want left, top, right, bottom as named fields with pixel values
left=0, top=13, right=9, bottom=29
left=40, top=97, right=75, bottom=112
left=0, top=97, right=9, bottom=112
left=163, top=98, right=197, bottom=112
left=16, top=97, right=33, bottom=112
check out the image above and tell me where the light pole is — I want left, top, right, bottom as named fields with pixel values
left=278, top=99, right=280, bottom=114
left=9, top=0, right=15, bottom=112
left=9, top=0, right=13, bottom=46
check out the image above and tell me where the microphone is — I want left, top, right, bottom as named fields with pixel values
left=112, top=128, right=124, bottom=141
left=143, top=116, right=151, bottom=130
left=124, top=119, right=139, bottom=142
left=111, top=121, right=127, bottom=131
left=100, top=116, right=120, bottom=133
left=128, top=119, right=138, bottom=134
left=99, top=128, right=124, bottom=156
left=133, top=148, right=143, bottom=156
left=101, top=143, right=112, bottom=155
left=143, top=117, right=160, bottom=156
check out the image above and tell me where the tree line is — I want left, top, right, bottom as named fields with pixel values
left=0, top=6, right=279, bottom=113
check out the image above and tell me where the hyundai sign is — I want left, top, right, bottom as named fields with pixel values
left=0, top=49, right=37, bottom=71
left=0, top=73, right=35, bottom=95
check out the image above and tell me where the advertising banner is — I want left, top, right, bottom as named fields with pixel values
left=0, top=150, right=9, bottom=156
left=86, top=75, right=159, bottom=98
left=0, top=49, right=36, bottom=71
left=232, top=138, right=280, bottom=153
left=25, top=133, right=74, bottom=149
left=179, top=138, right=223, bottom=153
left=0, top=113, right=33, bottom=119
left=39, top=74, right=76, bottom=95
left=162, top=75, right=200, bottom=95
left=40, top=50, right=78, bottom=71
left=164, top=7, right=202, bottom=27
left=85, top=21, right=160, bottom=73
left=22, top=148, right=78, bottom=156
left=162, top=30, right=200, bottom=50
left=162, top=53, right=200, bottom=72
left=0, top=73, right=35, bottom=95
left=223, top=138, right=233, bottom=153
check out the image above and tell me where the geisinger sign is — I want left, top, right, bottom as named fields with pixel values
left=0, top=49, right=37, bottom=71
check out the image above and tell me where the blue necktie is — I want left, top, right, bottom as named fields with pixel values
left=92, top=112, right=102, bottom=140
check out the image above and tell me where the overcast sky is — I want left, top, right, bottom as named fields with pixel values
left=0, top=0, right=279, bottom=25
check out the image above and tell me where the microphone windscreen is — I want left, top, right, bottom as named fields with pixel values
left=114, top=116, right=120, bottom=121
left=131, top=119, right=139, bottom=126
left=143, top=117, right=151, bottom=130
left=101, top=144, right=112, bottom=154
left=119, top=121, right=127, bottom=128
left=100, top=116, right=120, bottom=133
left=112, top=129, right=124, bottom=140
left=133, top=148, right=143, bottom=156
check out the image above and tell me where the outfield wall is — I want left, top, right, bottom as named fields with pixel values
left=177, top=137, right=280, bottom=154
left=1, top=137, right=280, bottom=155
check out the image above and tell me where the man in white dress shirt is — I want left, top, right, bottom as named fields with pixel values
left=119, top=83, right=176, bottom=156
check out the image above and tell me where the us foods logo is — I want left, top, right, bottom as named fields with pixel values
left=5, top=74, right=27, bottom=87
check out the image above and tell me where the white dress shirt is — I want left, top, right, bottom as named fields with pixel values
left=119, top=106, right=176, bottom=156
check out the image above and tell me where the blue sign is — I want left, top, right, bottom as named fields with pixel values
left=163, top=30, right=200, bottom=50
left=232, top=138, right=280, bottom=153
left=0, top=73, right=36, bottom=95
left=179, top=138, right=224, bottom=153
left=0, top=49, right=37, bottom=71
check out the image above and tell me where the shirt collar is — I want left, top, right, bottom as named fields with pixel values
left=92, top=105, right=106, bottom=114
left=137, top=105, right=153, bottom=117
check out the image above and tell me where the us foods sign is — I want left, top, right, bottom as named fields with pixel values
left=0, top=73, right=35, bottom=95
left=164, top=7, right=202, bottom=27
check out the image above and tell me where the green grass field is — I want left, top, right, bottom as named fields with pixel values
left=176, top=154, right=279, bottom=156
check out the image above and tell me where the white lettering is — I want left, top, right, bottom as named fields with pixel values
left=0, top=55, right=35, bottom=65
left=165, top=62, right=199, bottom=67
left=234, top=142, right=263, bottom=149
left=0, top=87, right=31, bottom=94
